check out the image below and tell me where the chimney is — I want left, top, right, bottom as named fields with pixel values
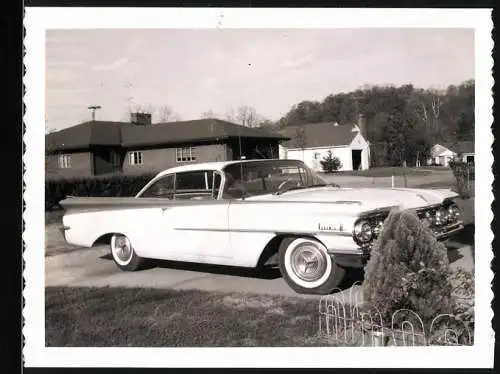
left=357, top=113, right=367, bottom=138
left=130, top=112, right=152, bottom=126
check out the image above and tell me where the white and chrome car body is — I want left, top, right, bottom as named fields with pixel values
left=60, top=159, right=463, bottom=294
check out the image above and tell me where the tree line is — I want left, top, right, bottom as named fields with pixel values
left=134, top=79, right=474, bottom=167
left=272, top=80, right=474, bottom=166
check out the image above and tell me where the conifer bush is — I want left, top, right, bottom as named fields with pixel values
left=361, top=209, right=455, bottom=331
left=320, top=150, right=343, bottom=173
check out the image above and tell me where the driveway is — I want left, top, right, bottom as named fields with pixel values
left=45, top=228, right=473, bottom=302
left=45, top=170, right=474, bottom=301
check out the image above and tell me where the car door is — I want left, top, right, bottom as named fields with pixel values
left=129, top=173, right=176, bottom=259
left=160, top=170, right=231, bottom=262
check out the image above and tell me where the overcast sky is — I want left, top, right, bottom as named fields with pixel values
left=45, top=28, right=474, bottom=131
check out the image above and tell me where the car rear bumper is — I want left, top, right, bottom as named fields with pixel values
left=59, top=225, right=70, bottom=238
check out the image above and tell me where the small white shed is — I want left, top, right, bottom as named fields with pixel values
left=279, top=119, right=370, bottom=172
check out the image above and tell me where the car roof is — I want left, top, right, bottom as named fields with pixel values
left=154, top=159, right=302, bottom=178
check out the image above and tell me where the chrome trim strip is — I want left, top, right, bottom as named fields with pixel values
left=327, top=248, right=363, bottom=256
left=172, top=227, right=352, bottom=236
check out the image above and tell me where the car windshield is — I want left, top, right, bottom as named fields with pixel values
left=222, top=160, right=327, bottom=198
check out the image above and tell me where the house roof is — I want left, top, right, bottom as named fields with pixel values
left=45, top=121, right=132, bottom=152
left=46, top=118, right=288, bottom=152
left=441, top=141, right=475, bottom=155
left=121, top=118, right=288, bottom=147
left=279, top=122, right=360, bottom=149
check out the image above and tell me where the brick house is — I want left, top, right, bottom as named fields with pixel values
left=46, top=113, right=289, bottom=179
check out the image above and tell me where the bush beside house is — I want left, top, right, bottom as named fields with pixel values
left=320, top=150, right=343, bottom=173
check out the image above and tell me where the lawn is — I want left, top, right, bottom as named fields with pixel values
left=333, top=166, right=436, bottom=178
left=45, top=286, right=331, bottom=347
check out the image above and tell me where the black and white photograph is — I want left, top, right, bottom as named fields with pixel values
left=23, top=7, right=494, bottom=369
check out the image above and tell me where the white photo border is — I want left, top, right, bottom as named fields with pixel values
left=23, top=7, right=494, bottom=368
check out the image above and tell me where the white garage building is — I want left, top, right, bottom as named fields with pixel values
left=428, top=141, right=475, bottom=166
left=279, top=117, right=370, bottom=172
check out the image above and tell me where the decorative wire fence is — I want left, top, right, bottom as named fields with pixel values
left=318, top=282, right=473, bottom=347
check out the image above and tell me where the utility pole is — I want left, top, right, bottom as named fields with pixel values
left=87, top=105, right=101, bottom=121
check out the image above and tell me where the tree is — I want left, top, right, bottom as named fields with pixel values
left=320, top=150, right=342, bottom=173
left=362, top=209, right=455, bottom=330
left=158, top=105, right=181, bottom=122
left=258, top=119, right=280, bottom=131
left=236, top=105, right=259, bottom=127
left=200, top=110, right=217, bottom=119
left=133, top=104, right=155, bottom=114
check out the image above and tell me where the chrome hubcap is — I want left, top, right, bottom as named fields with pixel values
left=290, top=243, right=327, bottom=282
left=114, top=236, right=132, bottom=262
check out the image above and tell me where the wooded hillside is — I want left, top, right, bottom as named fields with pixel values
left=270, top=80, right=474, bottom=166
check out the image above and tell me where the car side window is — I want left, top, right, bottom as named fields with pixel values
left=174, top=170, right=221, bottom=200
left=139, top=174, right=175, bottom=199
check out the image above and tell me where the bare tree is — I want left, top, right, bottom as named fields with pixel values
left=158, top=105, right=181, bottom=122
left=200, top=110, right=217, bottom=119
left=134, top=104, right=155, bottom=114
left=236, top=105, right=260, bottom=127
left=225, top=108, right=236, bottom=123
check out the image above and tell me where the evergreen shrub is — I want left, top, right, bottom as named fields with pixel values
left=361, top=209, right=455, bottom=331
left=320, top=150, right=343, bottom=173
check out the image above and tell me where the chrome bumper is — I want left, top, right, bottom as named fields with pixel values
left=434, top=222, right=464, bottom=240
left=328, top=221, right=464, bottom=268
left=59, top=225, right=70, bottom=235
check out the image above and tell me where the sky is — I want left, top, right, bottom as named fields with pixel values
left=45, top=28, right=474, bottom=131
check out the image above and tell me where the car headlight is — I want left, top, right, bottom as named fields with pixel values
left=353, top=220, right=373, bottom=244
left=448, top=203, right=460, bottom=221
left=434, top=207, right=448, bottom=225
left=372, top=220, right=384, bottom=235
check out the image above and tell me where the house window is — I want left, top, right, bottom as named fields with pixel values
left=129, top=151, right=143, bottom=165
left=176, top=147, right=197, bottom=162
left=58, top=154, right=71, bottom=168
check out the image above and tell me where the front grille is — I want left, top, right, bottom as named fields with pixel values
left=358, top=200, right=461, bottom=250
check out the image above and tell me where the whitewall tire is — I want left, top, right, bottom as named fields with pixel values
left=110, top=234, right=147, bottom=271
left=278, top=237, right=346, bottom=294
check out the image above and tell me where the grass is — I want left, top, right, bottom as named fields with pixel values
left=45, top=286, right=333, bottom=347
left=333, top=167, right=435, bottom=178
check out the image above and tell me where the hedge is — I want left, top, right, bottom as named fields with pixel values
left=45, top=173, right=156, bottom=211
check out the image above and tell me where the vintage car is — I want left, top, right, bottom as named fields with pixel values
left=60, top=159, right=463, bottom=295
